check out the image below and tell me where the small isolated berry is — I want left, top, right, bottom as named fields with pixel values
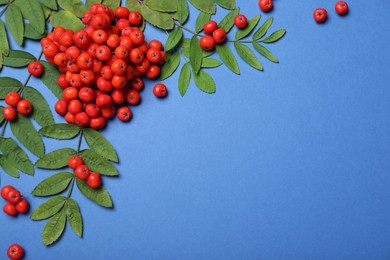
left=259, top=0, right=273, bottom=12
left=15, top=199, right=29, bottom=214
left=87, top=172, right=102, bottom=188
left=335, top=1, right=349, bottom=15
left=313, top=8, right=328, bottom=23
left=199, top=35, right=215, bottom=51
left=234, top=14, right=248, bottom=29
left=68, top=156, right=83, bottom=169
left=7, top=244, right=24, bottom=260
left=1, top=185, right=15, bottom=200
left=2, top=106, right=17, bottom=121
left=153, top=83, right=167, bottom=98
left=203, top=20, right=218, bottom=35
left=17, top=100, right=33, bottom=115
left=5, top=92, right=21, bottom=107
left=212, top=28, right=227, bottom=44
left=117, top=106, right=132, bottom=122
left=27, top=61, right=44, bottom=77
left=3, top=203, right=17, bottom=216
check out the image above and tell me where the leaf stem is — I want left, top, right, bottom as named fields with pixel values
left=174, top=21, right=199, bottom=37
left=77, top=129, right=83, bottom=153
left=67, top=177, right=75, bottom=198
left=0, top=120, right=8, bottom=137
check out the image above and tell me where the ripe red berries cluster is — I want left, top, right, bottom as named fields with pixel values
left=314, top=1, right=349, bottom=23
left=68, top=156, right=102, bottom=188
left=41, top=4, right=167, bottom=130
left=2, top=92, right=33, bottom=121
left=199, top=20, right=227, bottom=51
left=1, top=185, right=30, bottom=217
left=7, top=244, right=24, bottom=260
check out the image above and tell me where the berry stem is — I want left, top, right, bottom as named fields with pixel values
left=173, top=21, right=199, bottom=37
left=66, top=177, right=75, bottom=198
left=77, top=129, right=83, bottom=153
left=0, top=120, right=8, bottom=137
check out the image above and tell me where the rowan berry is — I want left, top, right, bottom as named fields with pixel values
left=115, top=6, right=130, bottom=19
left=75, top=164, right=90, bottom=180
left=117, top=106, right=132, bottom=122
left=199, top=35, right=215, bottom=51
left=85, top=103, right=101, bottom=118
left=153, top=83, right=168, bottom=98
left=234, top=14, right=248, bottom=29
left=27, top=61, right=44, bottom=77
left=203, top=20, right=218, bottom=35
left=67, top=99, right=83, bottom=114
left=96, top=94, right=112, bottom=107
left=146, top=48, right=162, bottom=64
left=55, top=99, right=68, bottom=115
left=259, top=0, right=273, bottom=12
left=2, top=106, right=17, bottom=121
left=3, top=203, right=17, bottom=216
left=17, top=100, right=33, bottom=115
left=15, top=199, right=29, bottom=214
left=7, top=244, right=24, bottom=260
left=1, top=185, right=15, bottom=200
left=87, top=172, right=102, bottom=188
left=7, top=189, right=21, bottom=204
left=149, top=40, right=163, bottom=51
left=89, top=116, right=106, bottom=130
left=5, top=92, right=20, bottom=107
left=74, top=112, right=90, bottom=127
left=128, top=11, right=143, bottom=26
left=212, top=28, right=227, bottom=44
left=145, top=64, right=161, bottom=79
left=314, top=8, right=328, bottom=23
left=335, top=1, right=348, bottom=15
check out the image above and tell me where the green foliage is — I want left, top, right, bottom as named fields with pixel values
left=165, top=27, right=183, bottom=52
left=188, top=0, right=216, bottom=14
left=235, top=15, right=261, bottom=40
left=39, top=124, right=80, bottom=140
left=215, top=44, right=240, bottom=75
left=40, top=61, right=63, bottom=99
left=234, top=43, right=263, bottom=71
left=83, top=128, right=118, bottom=162
left=35, top=148, right=76, bottom=169
left=176, top=0, right=189, bottom=24
left=32, top=172, right=74, bottom=197
left=0, top=20, right=9, bottom=56
left=42, top=211, right=67, bottom=246
left=193, top=69, right=216, bottom=94
left=178, top=62, right=191, bottom=96
left=64, top=198, right=83, bottom=237
left=23, top=87, right=55, bottom=127
left=141, top=4, right=174, bottom=30
left=218, top=8, right=239, bottom=33
left=145, top=0, right=178, bottom=12
left=79, top=149, right=118, bottom=176
left=0, top=155, right=20, bottom=178
left=195, top=11, right=211, bottom=33
left=5, top=4, right=24, bottom=45
left=190, top=35, right=202, bottom=74
left=76, top=178, right=113, bottom=208
left=2, top=50, right=35, bottom=68
left=160, top=51, right=180, bottom=80
left=0, top=77, right=22, bottom=99
left=13, top=0, right=45, bottom=34
left=57, top=0, right=86, bottom=18
left=0, top=137, right=34, bottom=175
left=50, top=11, right=84, bottom=31
left=30, top=196, right=67, bottom=220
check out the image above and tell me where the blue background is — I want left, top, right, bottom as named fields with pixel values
left=1, top=0, right=390, bottom=259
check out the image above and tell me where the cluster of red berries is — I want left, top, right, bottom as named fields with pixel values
left=68, top=155, right=102, bottom=188
left=1, top=185, right=29, bottom=217
left=7, top=244, right=24, bottom=260
left=40, top=4, right=168, bottom=130
left=2, top=92, right=33, bottom=121
left=314, top=1, right=349, bottom=23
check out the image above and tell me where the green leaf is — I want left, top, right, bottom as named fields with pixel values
left=24, top=24, right=45, bottom=40
left=252, top=41, right=279, bottom=63
left=0, top=20, right=9, bottom=56
left=23, top=87, right=54, bottom=127
left=195, top=11, right=211, bottom=33
left=5, top=5, right=24, bottom=46
left=40, top=61, right=63, bottom=99
left=178, top=62, right=191, bottom=97
left=50, top=10, right=84, bottom=32
left=145, top=0, right=178, bottom=12
left=13, top=0, right=45, bottom=34
left=10, top=114, right=45, bottom=157
left=42, top=211, right=66, bottom=246
left=201, top=58, right=223, bottom=68
left=30, top=196, right=67, bottom=220
left=102, top=0, right=121, bottom=10
left=35, top=148, right=76, bottom=169
left=261, top=29, right=286, bottom=43
left=141, top=4, right=174, bottom=30
left=215, top=44, right=240, bottom=74
left=42, top=0, right=58, bottom=10
left=0, top=77, right=22, bottom=99
left=0, top=106, right=3, bottom=122
left=32, top=172, right=74, bottom=197
left=57, top=0, right=85, bottom=18
left=190, top=35, right=202, bottom=74
left=218, top=8, right=239, bottom=33
left=192, top=69, right=216, bottom=94
left=253, top=17, right=273, bottom=41
left=76, top=178, right=113, bottom=207
left=235, top=14, right=261, bottom=40
left=0, top=0, right=8, bottom=5
left=39, top=123, right=80, bottom=140
left=41, top=3, right=52, bottom=19
left=165, top=27, right=183, bottom=52
left=2, top=50, right=35, bottom=68
left=64, top=198, right=83, bottom=237
left=0, top=155, right=20, bottom=178
left=125, top=0, right=141, bottom=12
left=79, top=149, right=118, bottom=176
left=83, top=128, right=118, bottom=162
left=216, top=0, right=235, bottom=10
left=176, top=0, right=189, bottom=24
left=234, top=43, right=263, bottom=71
left=0, top=137, right=34, bottom=175
left=188, top=0, right=215, bottom=14
left=160, top=51, right=180, bottom=80
left=0, top=51, right=2, bottom=70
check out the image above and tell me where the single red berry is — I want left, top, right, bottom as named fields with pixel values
left=15, top=199, right=29, bottom=214
left=87, top=172, right=102, bottom=188
left=335, top=1, right=348, bottom=15
left=111, top=89, right=126, bottom=104
left=101, top=105, right=116, bottom=119
left=153, top=83, right=168, bottom=98
left=67, top=99, right=83, bottom=115
left=27, top=61, right=44, bottom=77
left=78, top=87, right=95, bottom=103
left=96, top=45, right=111, bottom=61
left=117, top=106, right=132, bottom=122
left=203, top=20, right=218, bottom=35
left=199, top=35, right=215, bottom=51
left=129, top=30, right=145, bottom=45
left=74, top=112, right=90, bottom=127
left=96, top=94, right=112, bottom=108
left=65, top=111, right=75, bottom=124
left=212, top=28, right=227, bottom=44
left=126, top=89, right=141, bottom=105
left=1, top=185, right=15, bottom=200
left=17, top=100, right=33, bottom=115
left=68, top=156, right=83, bottom=169
left=146, top=48, right=162, bottom=64
left=7, top=244, right=24, bottom=260
left=5, top=92, right=21, bottom=107
left=111, top=59, right=127, bottom=75
left=57, top=74, right=70, bottom=89
left=62, top=87, right=79, bottom=102
left=145, top=64, right=161, bottom=79
left=130, top=77, right=144, bottom=91
left=85, top=103, right=101, bottom=118
left=2, top=106, right=17, bottom=121
left=234, top=14, right=248, bottom=29
left=74, top=164, right=90, bottom=180
left=3, top=203, right=17, bottom=216
left=54, top=99, right=68, bottom=115
left=89, top=116, right=106, bottom=130
left=149, top=40, right=163, bottom=51
left=7, top=189, right=21, bottom=204
left=314, top=8, right=328, bottom=23
left=258, top=0, right=273, bottom=12
left=115, top=6, right=130, bottom=19
left=128, top=11, right=143, bottom=26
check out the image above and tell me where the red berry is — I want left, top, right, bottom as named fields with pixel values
left=7, top=189, right=21, bottom=204
left=85, top=103, right=101, bottom=118
left=27, top=61, right=44, bottom=77
left=54, top=99, right=68, bottom=115
left=78, top=87, right=95, bottom=103
left=17, top=100, right=33, bottom=115
left=7, top=244, right=24, bottom=260
left=335, top=1, right=348, bottom=15
left=74, top=164, right=90, bottom=180
left=87, top=172, right=102, bottom=188
left=234, top=14, right=248, bottom=29
left=258, top=0, right=273, bottom=12
left=2, top=106, right=17, bottom=121
left=74, top=112, right=90, bottom=127
left=96, top=94, right=112, bottom=108
left=5, top=92, right=21, bottom=107
left=1, top=185, right=15, bottom=200
left=146, top=48, right=162, bottom=64
left=199, top=35, right=215, bottom=51
left=89, top=116, right=106, bottom=130
left=68, top=156, right=83, bottom=169
left=313, top=8, right=328, bottom=23
left=117, top=106, right=132, bottom=122
left=203, top=20, right=218, bottom=35
left=149, top=40, right=163, bottom=51
left=126, top=90, right=141, bottom=105
left=67, top=99, right=83, bottom=114
left=212, top=28, right=227, bottom=44
left=153, top=83, right=168, bottom=98
left=128, top=11, right=143, bottom=26
left=3, top=203, right=17, bottom=216
left=15, top=199, right=29, bottom=214
left=115, top=6, right=130, bottom=19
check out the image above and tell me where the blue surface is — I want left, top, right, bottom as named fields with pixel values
left=1, top=1, right=390, bottom=259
